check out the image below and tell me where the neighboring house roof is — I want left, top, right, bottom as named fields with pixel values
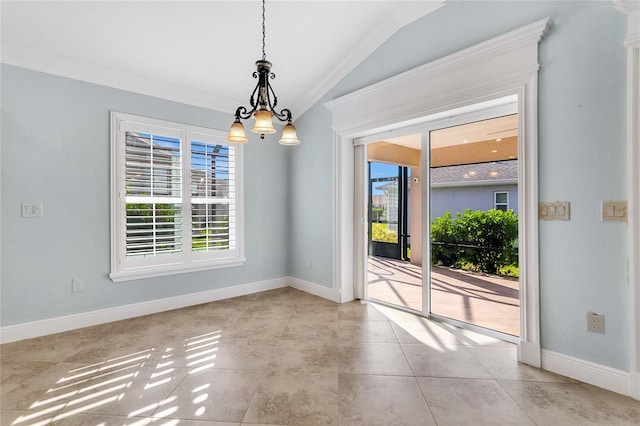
left=431, top=160, right=518, bottom=187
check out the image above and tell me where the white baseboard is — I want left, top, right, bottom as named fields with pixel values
left=541, top=349, right=630, bottom=396
left=287, top=277, right=342, bottom=303
left=0, top=277, right=288, bottom=344
left=630, top=370, right=640, bottom=400
left=518, top=340, right=541, bottom=368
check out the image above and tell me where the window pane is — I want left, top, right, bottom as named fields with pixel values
left=124, top=131, right=182, bottom=258
left=192, top=203, right=231, bottom=251
left=495, top=192, right=508, bottom=204
left=191, top=141, right=236, bottom=253
left=126, top=203, right=183, bottom=256
left=125, top=132, right=181, bottom=197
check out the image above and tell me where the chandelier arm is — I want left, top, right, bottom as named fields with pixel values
left=249, top=79, right=262, bottom=110
left=273, top=108, right=292, bottom=123
left=234, top=106, right=255, bottom=121
left=265, top=77, right=279, bottom=112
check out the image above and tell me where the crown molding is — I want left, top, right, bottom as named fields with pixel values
left=325, top=17, right=553, bottom=135
left=614, top=0, right=640, bottom=47
left=1, top=44, right=239, bottom=113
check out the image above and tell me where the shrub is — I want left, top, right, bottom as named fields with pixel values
left=371, top=222, right=398, bottom=243
left=431, top=209, right=518, bottom=275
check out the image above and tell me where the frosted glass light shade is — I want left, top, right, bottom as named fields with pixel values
left=251, top=110, right=276, bottom=135
left=279, top=122, right=300, bottom=145
left=227, top=120, right=248, bottom=143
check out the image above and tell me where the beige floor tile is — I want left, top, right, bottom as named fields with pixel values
left=147, top=419, right=238, bottom=426
left=390, top=320, right=462, bottom=347
left=63, top=365, right=189, bottom=418
left=447, top=326, right=516, bottom=347
left=338, top=342, right=413, bottom=376
left=0, top=360, right=58, bottom=397
left=62, top=331, right=171, bottom=366
left=203, top=338, right=280, bottom=372
left=468, top=345, right=578, bottom=382
left=159, top=369, right=263, bottom=422
left=581, top=383, right=640, bottom=421
left=417, top=377, right=535, bottom=425
left=0, top=362, right=89, bottom=411
left=0, top=328, right=107, bottom=364
left=280, top=318, right=338, bottom=343
left=500, top=380, right=640, bottom=425
left=243, top=371, right=338, bottom=425
left=2, top=288, right=636, bottom=426
left=289, top=303, right=339, bottom=322
left=1, top=409, right=36, bottom=426
left=218, top=318, right=287, bottom=341
left=270, top=340, right=338, bottom=374
left=337, top=301, right=389, bottom=321
left=338, top=320, right=397, bottom=343
left=401, top=343, right=492, bottom=379
left=338, top=374, right=436, bottom=426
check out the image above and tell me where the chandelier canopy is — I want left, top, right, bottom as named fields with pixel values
left=226, top=0, right=300, bottom=146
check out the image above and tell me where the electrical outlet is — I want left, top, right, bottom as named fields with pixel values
left=72, top=278, right=84, bottom=293
left=586, top=311, right=604, bottom=334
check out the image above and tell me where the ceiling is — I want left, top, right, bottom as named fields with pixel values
left=1, top=1, right=444, bottom=119
left=374, top=114, right=519, bottom=167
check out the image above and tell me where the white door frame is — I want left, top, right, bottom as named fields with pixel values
left=327, top=18, right=552, bottom=367
left=617, top=1, right=640, bottom=400
left=354, top=100, right=519, bottom=326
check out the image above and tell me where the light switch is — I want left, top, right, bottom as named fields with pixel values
left=21, top=202, right=43, bottom=218
left=539, top=201, right=570, bottom=221
left=602, top=201, right=627, bottom=222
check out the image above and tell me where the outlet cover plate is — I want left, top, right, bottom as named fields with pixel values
left=586, top=311, right=604, bottom=334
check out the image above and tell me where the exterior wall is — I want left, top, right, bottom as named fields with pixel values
left=430, top=184, right=519, bottom=218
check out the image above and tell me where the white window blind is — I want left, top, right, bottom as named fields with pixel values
left=125, top=131, right=183, bottom=258
left=110, top=113, right=244, bottom=282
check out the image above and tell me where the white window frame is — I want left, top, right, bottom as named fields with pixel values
left=110, top=112, right=245, bottom=282
left=494, top=191, right=509, bottom=211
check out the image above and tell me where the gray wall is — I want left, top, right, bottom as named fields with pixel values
left=430, top=184, right=519, bottom=219
left=290, top=1, right=629, bottom=371
left=1, top=65, right=289, bottom=325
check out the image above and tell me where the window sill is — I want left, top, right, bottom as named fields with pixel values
left=110, top=257, right=247, bottom=282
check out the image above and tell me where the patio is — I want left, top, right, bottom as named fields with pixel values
left=367, top=256, right=520, bottom=336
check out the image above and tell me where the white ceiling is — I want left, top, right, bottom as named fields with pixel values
left=1, top=1, right=444, bottom=119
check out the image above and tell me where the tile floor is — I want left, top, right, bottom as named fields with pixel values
left=368, top=256, right=520, bottom=336
left=1, top=287, right=639, bottom=425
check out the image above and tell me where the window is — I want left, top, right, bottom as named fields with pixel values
left=110, top=112, right=244, bottom=281
left=494, top=191, right=509, bottom=211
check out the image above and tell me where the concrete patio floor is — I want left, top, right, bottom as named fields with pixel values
left=367, top=256, right=520, bottom=336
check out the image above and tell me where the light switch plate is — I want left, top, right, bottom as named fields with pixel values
left=539, top=201, right=570, bottom=221
left=21, top=202, right=43, bottom=218
left=602, top=201, right=627, bottom=222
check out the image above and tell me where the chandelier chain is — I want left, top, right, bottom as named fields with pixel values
left=261, top=0, right=266, bottom=60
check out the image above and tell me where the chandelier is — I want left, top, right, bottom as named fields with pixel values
left=226, top=0, right=300, bottom=145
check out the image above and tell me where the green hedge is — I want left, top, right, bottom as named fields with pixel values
left=431, top=209, right=518, bottom=276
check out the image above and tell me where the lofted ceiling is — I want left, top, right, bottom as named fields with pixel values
left=0, top=0, right=444, bottom=119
